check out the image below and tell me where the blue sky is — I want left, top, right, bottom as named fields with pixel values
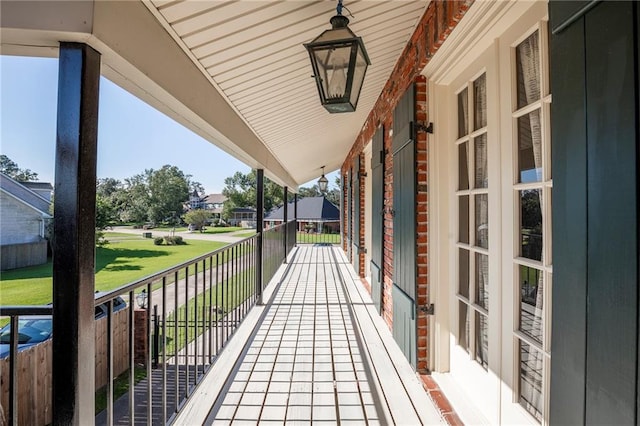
left=1, top=55, right=335, bottom=194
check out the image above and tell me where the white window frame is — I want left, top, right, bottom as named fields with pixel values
left=446, top=46, right=502, bottom=425
left=498, top=12, right=552, bottom=426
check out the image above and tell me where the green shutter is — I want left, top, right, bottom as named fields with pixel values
left=392, top=85, right=417, bottom=366
left=370, top=127, right=384, bottom=313
left=352, top=155, right=361, bottom=273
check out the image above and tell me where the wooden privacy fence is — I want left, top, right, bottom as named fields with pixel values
left=0, top=241, right=48, bottom=271
left=95, top=308, right=130, bottom=389
left=0, top=308, right=129, bottom=425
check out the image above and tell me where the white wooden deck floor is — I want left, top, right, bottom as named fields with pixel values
left=175, top=245, right=444, bottom=425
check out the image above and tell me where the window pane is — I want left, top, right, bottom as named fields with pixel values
left=458, top=143, right=469, bottom=190
left=459, top=302, right=469, bottom=353
left=520, top=190, right=542, bottom=261
left=474, top=133, right=488, bottom=188
left=519, top=265, right=543, bottom=343
left=475, top=194, right=488, bottom=249
left=473, top=74, right=487, bottom=130
left=475, top=253, right=489, bottom=310
left=459, top=249, right=470, bottom=299
left=475, top=312, right=489, bottom=370
left=516, top=30, right=541, bottom=109
left=459, top=195, right=469, bottom=244
left=458, top=88, right=469, bottom=137
left=517, top=110, right=542, bottom=183
left=519, top=340, right=543, bottom=421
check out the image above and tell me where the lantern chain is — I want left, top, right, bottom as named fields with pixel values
left=336, top=0, right=355, bottom=19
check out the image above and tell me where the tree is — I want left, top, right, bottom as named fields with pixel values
left=95, top=194, right=116, bottom=229
left=183, top=209, right=211, bottom=232
left=97, top=177, right=122, bottom=198
left=119, top=173, right=150, bottom=224
left=325, top=175, right=341, bottom=206
left=222, top=170, right=284, bottom=220
left=298, top=185, right=322, bottom=198
left=97, top=166, right=201, bottom=225
left=0, top=155, right=39, bottom=181
left=188, top=179, right=205, bottom=197
left=147, top=165, right=190, bottom=224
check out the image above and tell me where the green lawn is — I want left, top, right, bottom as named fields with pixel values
left=0, top=238, right=228, bottom=305
left=162, top=267, right=256, bottom=355
left=233, top=230, right=257, bottom=238
left=296, top=232, right=341, bottom=244
left=152, top=226, right=243, bottom=234
left=95, top=366, right=146, bottom=415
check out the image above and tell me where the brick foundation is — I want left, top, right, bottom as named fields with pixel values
left=420, top=375, right=465, bottom=426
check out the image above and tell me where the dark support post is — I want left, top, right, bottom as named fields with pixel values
left=283, top=186, right=288, bottom=262
left=53, top=42, right=101, bottom=425
left=293, top=192, right=299, bottom=245
left=294, top=193, right=298, bottom=241
left=256, top=169, right=264, bottom=304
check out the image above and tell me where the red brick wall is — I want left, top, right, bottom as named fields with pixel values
left=340, top=0, right=473, bottom=373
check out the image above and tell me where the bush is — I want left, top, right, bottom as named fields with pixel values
left=96, top=230, right=109, bottom=248
left=153, top=237, right=164, bottom=245
left=164, top=235, right=185, bottom=245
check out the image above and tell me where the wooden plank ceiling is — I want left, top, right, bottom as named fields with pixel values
left=147, top=0, right=428, bottom=185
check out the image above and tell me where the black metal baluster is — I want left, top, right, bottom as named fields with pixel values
left=173, top=270, right=179, bottom=413
left=208, top=255, right=213, bottom=363
left=106, top=300, right=114, bottom=426
left=146, top=283, right=152, bottom=426
left=161, top=276, right=167, bottom=425
left=194, top=262, right=198, bottom=383
left=128, top=290, right=135, bottom=426
left=184, top=266, right=190, bottom=397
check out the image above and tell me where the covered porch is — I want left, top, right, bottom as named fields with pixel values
left=4, top=0, right=640, bottom=425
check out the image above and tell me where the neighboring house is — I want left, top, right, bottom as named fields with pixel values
left=20, top=181, right=53, bottom=203
left=185, top=193, right=228, bottom=222
left=186, top=190, right=203, bottom=210
left=186, top=193, right=248, bottom=225
left=0, top=173, right=52, bottom=270
left=229, top=207, right=256, bottom=228
left=202, top=193, right=226, bottom=220
left=265, top=196, right=339, bottom=234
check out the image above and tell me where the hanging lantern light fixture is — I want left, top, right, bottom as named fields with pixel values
left=318, top=166, right=329, bottom=193
left=304, top=0, right=371, bottom=113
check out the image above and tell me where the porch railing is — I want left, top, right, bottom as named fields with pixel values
left=0, top=221, right=302, bottom=425
left=286, top=219, right=296, bottom=254
left=262, top=222, right=286, bottom=286
left=296, top=229, right=341, bottom=245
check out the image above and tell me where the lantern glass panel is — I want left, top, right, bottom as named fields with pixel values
left=312, top=44, right=352, bottom=100
left=349, top=45, right=368, bottom=107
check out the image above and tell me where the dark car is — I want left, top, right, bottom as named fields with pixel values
left=0, top=295, right=127, bottom=358
left=0, top=316, right=53, bottom=358
left=94, top=293, right=127, bottom=320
